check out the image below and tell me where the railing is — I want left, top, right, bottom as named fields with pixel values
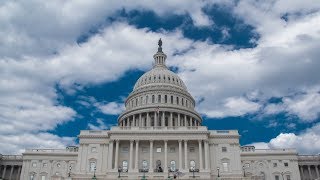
left=111, top=126, right=208, bottom=131
left=241, top=148, right=297, bottom=153
left=25, top=148, right=78, bottom=153
left=1, top=155, right=23, bottom=160
left=139, top=169, right=149, bottom=172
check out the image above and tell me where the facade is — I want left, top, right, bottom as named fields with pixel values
left=15, top=40, right=316, bottom=180
left=0, top=155, right=22, bottom=180
left=298, top=155, right=320, bottom=180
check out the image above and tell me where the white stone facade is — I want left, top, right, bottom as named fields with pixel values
left=19, top=40, right=303, bottom=180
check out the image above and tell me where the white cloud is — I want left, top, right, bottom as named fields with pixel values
left=88, top=118, right=114, bottom=130
left=0, top=133, right=75, bottom=154
left=248, top=123, right=320, bottom=154
left=96, top=102, right=125, bottom=115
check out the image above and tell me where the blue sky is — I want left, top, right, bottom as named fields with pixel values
left=1, top=0, right=320, bottom=154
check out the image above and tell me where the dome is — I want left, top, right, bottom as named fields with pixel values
left=118, top=39, right=202, bottom=128
left=133, top=66, right=188, bottom=91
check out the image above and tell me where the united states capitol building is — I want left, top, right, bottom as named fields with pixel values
left=1, top=40, right=320, bottom=180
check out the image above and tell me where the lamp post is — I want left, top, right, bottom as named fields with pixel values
left=118, top=166, right=122, bottom=178
left=68, top=165, right=72, bottom=177
left=281, top=172, right=284, bottom=180
left=92, top=166, right=97, bottom=180
left=167, top=166, right=171, bottom=179
left=217, top=167, right=220, bottom=177
left=242, top=165, right=245, bottom=177
left=190, top=167, right=195, bottom=178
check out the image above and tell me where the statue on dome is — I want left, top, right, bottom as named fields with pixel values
left=158, top=38, right=163, bottom=52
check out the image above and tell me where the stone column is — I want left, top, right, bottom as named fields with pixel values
left=178, top=140, right=182, bottom=170
left=308, top=165, right=312, bottom=179
left=2, top=165, right=6, bottom=179
left=162, top=111, right=165, bottom=127
left=169, top=112, right=173, bottom=127
left=139, top=113, right=142, bottom=127
left=108, top=141, right=114, bottom=170
left=198, top=140, right=203, bottom=170
left=129, top=140, right=134, bottom=171
left=164, top=140, right=168, bottom=172
left=316, top=165, right=320, bottom=178
left=184, top=140, right=188, bottom=170
left=149, top=140, right=154, bottom=172
left=133, top=115, right=136, bottom=127
left=300, top=166, right=304, bottom=179
left=154, top=112, right=158, bottom=127
left=114, top=140, right=120, bottom=169
left=184, top=115, right=187, bottom=127
left=17, top=166, right=21, bottom=180
left=102, top=143, right=109, bottom=173
left=147, top=112, right=150, bottom=127
left=177, top=113, right=181, bottom=126
left=9, top=165, right=14, bottom=180
left=204, top=140, right=209, bottom=170
left=135, top=140, right=139, bottom=171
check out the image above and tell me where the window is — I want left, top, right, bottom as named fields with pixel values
left=165, top=95, right=167, bottom=103
left=91, top=147, right=97, bottom=153
left=284, top=162, right=288, bottom=167
left=222, top=162, right=229, bottom=172
left=170, top=161, right=176, bottom=171
left=182, top=98, right=184, bottom=106
left=169, top=147, right=175, bottom=153
left=41, top=176, right=46, bottom=180
left=275, top=175, right=279, bottom=180
left=152, top=95, right=155, bottom=103
left=90, top=162, right=96, bottom=172
left=142, top=147, right=148, bottom=153
left=171, top=96, right=173, bottom=104
left=190, top=160, right=196, bottom=169
left=273, top=163, right=277, bottom=167
left=156, top=147, right=162, bottom=153
left=189, top=147, right=195, bottom=153
left=43, top=163, right=47, bottom=168
left=32, top=162, right=37, bottom=167
left=146, top=95, right=149, bottom=104
left=286, top=175, right=291, bottom=180
left=244, top=163, right=250, bottom=168
left=222, top=147, right=227, bottom=152
left=158, top=95, right=161, bottom=103
left=122, top=147, right=129, bottom=153
left=176, top=97, right=179, bottom=105
left=122, top=160, right=128, bottom=172
left=142, top=160, right=148, bottom=169
left=141, top=97, right=143, bottom=104
left=30, top=174, right=35, bottom=180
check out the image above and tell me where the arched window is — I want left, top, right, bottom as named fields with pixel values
left=135, top=98, right=138, bottom=106
left=165, top=95, right=167, bottom=103
left=171, top=96, right=173, bottom=104
left=140, top=97, right=143, bottom=105
left=142, top=160, right=148, bottom=169
left=122, top=160, right=128, bottom=172
left=190, top=160, right=196, bottom=170
left=164, top=75, right=166, bottom=80
left=152, top=95, right=155, bottom=103
left=186, top=100, right=188, bottom=107
left=158, top=95, right=161, bottom=103
left=176, top=97, right=179, bottom=105
left=170, top=160, right=176, bottom=172
left=146, top=95, right=149, bottom=104
left=182, top=98, right=184, bottom=106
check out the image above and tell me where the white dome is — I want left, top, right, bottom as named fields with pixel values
left=133, top=66, right=188, bottom=91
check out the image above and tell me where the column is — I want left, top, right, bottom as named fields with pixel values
left=198, top=140, right=203, bottom=170
left=308, top=165, right=312, bottom=179
left=147, top=112, right=150, bottom=127
left=316, top=165, right=319, bottom=178
left=178, top=140, right=182, bottom=170
left=108, top=141, right=114, bottom=170
left=164, top=140, right=168, bottom=172
left=129, top=140, right=134, bottom=171
left=184, top=140, right=188, bottom=170
left=162, top=112, right=165, bottom=127
left=184, top=115, right=187, bottom=127
left=149, top=140, right=154, bottom=172
left=177, top=113, right=181, bottom=126
left=2, top=165, right=6, bottom=179
left=133, top=115, right=136, bottom=127
left=204, top=140, right=209, bottom=170
left=17, top=166, right=21, bottom=180
left=114, top=140, right=120, bottom=169
left=9, top=165, right=14, bottom=180
left=169, top=112, right=173, bottom=127
left=135, top=140, right=139, bottom=171
left=102, top=144, right=109, bottom=173
left=139, top=113, right=142, bottom=127
left=127, top=117, right=130, bottom=127
left=300, top=166, right=304, bottom=179
left=154, top=112, right=158, bottom=127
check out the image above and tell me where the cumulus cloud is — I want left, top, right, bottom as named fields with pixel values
left=96, top=102, right=125, bottom=115
left=249, top=123, right=320, bottom=154
left=88, top=118, right=115, bottom=130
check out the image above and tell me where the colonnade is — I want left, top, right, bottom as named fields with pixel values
left=0, top=165, right=22, bottom=180
left=107, top=139, right=210, bottom=173
left=299, top=165, right=320, bottom=180
left=119, top=111, right=201, bottom=127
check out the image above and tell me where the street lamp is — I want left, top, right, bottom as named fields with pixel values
left=142, top=167, right=147, bottom=180
left=167, top=166, right=171, bottom=179
left=242, top=165, right=245, bottom=177
left=92, top=166, right=97, bottom=180
left=68, top=165, right=72, bottom=177
left=281, top=172, right=284, bottom=180
left=217, top=167, right=220, bottom=177
left=118, top=166, right=122, bottom=178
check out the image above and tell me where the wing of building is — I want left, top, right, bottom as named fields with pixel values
left=1, top=40, right=319, bottom=180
